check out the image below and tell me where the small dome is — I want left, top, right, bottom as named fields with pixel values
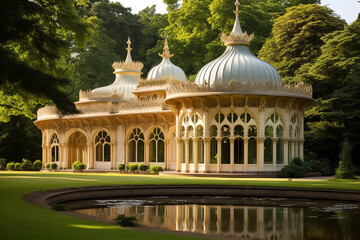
left=147, top=36, right=187, bottom=82
left=195, top=0, right=281, bottom=86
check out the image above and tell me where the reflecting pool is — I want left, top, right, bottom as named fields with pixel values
left=71, top=197, right=360, bottom=239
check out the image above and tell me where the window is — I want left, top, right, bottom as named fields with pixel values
left=221, top=138, right=230, bottom=164
left=227, top=113, right=238, bottom=123
left=128, top=128, right=144, bottom=162
left=189, top=138, right=193, bottom=163
left=149, top=128, right=165, bottom=163
left=248, top=125, right=257, bottom=164
left=181, top=140, right=185, bottom=163
left=234, top=125, right=244, bottom=137
left=221, top=125, right=230, bottom=137
left=95, top=131, right=111, bottom=162
left=214, top=113, right=225, bottom=123
left=234, top=138, right=244, bottom=164
left=276, top=125, right=284, bottom=164
left=198, top=138, right=204, bottom=164
left=210, top=138, right=217, bottom=164
left=51, top=134, right=59, bottom=162
left=210, top=125, right=217, bottom=137
left=264, top=138, right=273, bottom=164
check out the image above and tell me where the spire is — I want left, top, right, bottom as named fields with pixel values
left=220, top=0, right=254, bottom=46
left=125, top=37, right=133, bottom=63
left=159, top=33, right=174, bottom=59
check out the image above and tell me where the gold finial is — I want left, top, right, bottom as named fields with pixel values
left=234, top=0, right=240, bottom=17
left=159, top=32, right=174, bottom=59
left=126, top=37, right=132, bottom=52
left=125, top=37, right=133, bottom=64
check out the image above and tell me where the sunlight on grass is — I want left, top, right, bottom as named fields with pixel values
left=69, top=224, right=120, bottom=230
left=0, top=175, right=99, bottom=181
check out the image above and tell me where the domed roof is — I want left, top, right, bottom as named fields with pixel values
left=91, top=37, right=143, bottom=99
left=195, top=0, right=281, bottom=86
left=147, top=36, right=187, bottom=82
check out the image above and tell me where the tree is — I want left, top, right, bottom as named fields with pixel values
left=0, top=0, right=90, bottom=118
left=335, top=140, right=355, bottom=179
left=259, top=4, right=345, bottom=81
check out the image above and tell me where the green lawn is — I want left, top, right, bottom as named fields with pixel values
left=0, top=171, right=359, bottom=240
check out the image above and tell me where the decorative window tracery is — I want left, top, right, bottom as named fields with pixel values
left=128, top=128, right=144, bottom=162
left=264, top=113, right=284, bottom=165
left=95, top=131, right=111, bottom=162
left=149, top=128, right=165, bottom=163
left=51, top=133, right=59, bottom=162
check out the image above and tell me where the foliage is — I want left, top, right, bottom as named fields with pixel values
left=6, top=162, right=15, bottom=171
left=78, top=163, right=86, bottom=171
left=150, top=165, right=164, bottom=174
left=278, top=158, right=306, bottom=178
left=0, top=158, right=7, bottom=170
left=114, top=214, right=137, bottom=227
left=51, top=163, right=58, bottom=170
left=46, top=163, right=51, bottom=170
left=259, top=4, right=345, bottom=80
left=304, top=154, right=332, bottom=176
left=138, top=164, right=149, bottom=172
left=126, top=164, right=139, bottom=172
left=117, top=164, right=125, bottom=171
left=20, top=159, right=33, bottom=171
left=72, top=161, right=85, bottom=171
left=335, top=141, right=355, bottom=179
left=14, top=162, right=21, bottom=171
left=51, top=203, right=67, bottom=211
left=33, top=160, right=42, bottom=171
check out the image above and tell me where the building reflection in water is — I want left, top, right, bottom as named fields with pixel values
left=76, top=205, right=303, bottom=239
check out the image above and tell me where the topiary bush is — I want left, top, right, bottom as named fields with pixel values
left=335, top=140, right=355, bottom=179
left=150, top=165, right=164, bottom=174
left=72, top=161, right=85, bottom=171
left=127, top=164, right=139, bottom=172
left=33, top=160, right=42, bottom=171
left=278, top=158, right=306, bottom=178
left=78, top=163, right=86, bottom=171
left=51, top=163, right=58, bottom=170
left=0, top=158, right=7, bottom=170
left=114, top=214, right=137, bottom=226
left=6, top=162, right=15, bottom=171
left=14, top=162, right=21, bottom=171
left=117, top=164, right=125, bottom=171
left=20, top=159, right=33, bottom=171
left=46, top=163, right=51, bottom=169
left=139, top=164, right=149, bottom=172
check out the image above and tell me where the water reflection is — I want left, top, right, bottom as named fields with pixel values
left=76, top=205, right=303, bottom=239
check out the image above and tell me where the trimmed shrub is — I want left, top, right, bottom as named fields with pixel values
left=117, top=164, right=125, bottom=171
left=78, top=163, right=86, bottom=171
left=139, top=164, right=149, bottom=171
left=0, top=158, right=7, bottom=170
left=128, top=164, right=139, bottom=172
left=279, top=158, right=306, bottom=178
left=150, top=165, right=164, bottom=174
left=72, top=161, right=85, bottom=171
left=14, top=162, right=21, bottom=171
left=52, top=203, right=67, bottom=211
left=33, top=160, right=43, bottom=171
left=6, top=162, right=15, bottom=171
left=114, top=214, right=137, bottom=226
left=51, top=163, right=58, bottom=170
left=335, top=140, right=355, bottom=179
left=46, top=163, right=51, bottom=169
left=304, top=157, right=332, bottom=176
left=20, top=159, right=33, bottom=171
left=291, top=158, right=303, bottom=166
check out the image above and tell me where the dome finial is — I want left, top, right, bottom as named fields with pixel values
left=125, top=37, right=133, bottom=63
left=220, top=0, right=254, bottom=46
left=159, top=32, right=174, bottom=59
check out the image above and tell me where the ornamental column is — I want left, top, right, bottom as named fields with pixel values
left=291, top=140, right=295, bottom=161
left=176, top=138, right=182, bottom=172
left=41, top=144, right=47, bottom=169
left=112, top=141, right=117, bottom=169
left=86, top=142, right=92, bottom=170
left=124, top=140, right=128, bottom=165
left=185, top=138, right=189, bottom=173
left=165, top=140, right=170, bottom=170
left=284, top=139, right=289, bottom=165
left=230, top=137, right=235, bottom=173
left=273, top=138, right=277, bottom=171
left=243, top=138, right=249, bottom=172
left=203, top=138, right=210, bottom=173
left=64, top=143, right=68, bottom=169
left=257, top=137, right=265, bottom=171
left=145, top=140, right=150, bottom=165
left=216, top=137, right=222, bottom=173
left=193, top=137, right=199, bottom=173
left=299, top=139, right=304, bottom=160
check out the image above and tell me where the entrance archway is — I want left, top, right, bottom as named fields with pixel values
left=67, top=131, right=87, bottom=168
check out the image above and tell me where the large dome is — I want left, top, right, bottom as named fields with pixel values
left=195, top=2, right=281, bottom=86
left=147, top=36, right=186, bottom=82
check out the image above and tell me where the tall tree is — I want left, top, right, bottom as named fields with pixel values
left=259, top=4, right=345, bottom=82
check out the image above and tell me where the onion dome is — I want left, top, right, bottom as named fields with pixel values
left=91, top=37, right=143, bottom=99
left=195, top=0, right=281, bottom=86
left=147, top=35, right=187, bottom=82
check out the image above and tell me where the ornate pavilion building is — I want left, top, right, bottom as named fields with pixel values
left=35, top=1, right=313, bottom=173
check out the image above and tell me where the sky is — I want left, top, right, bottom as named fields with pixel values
left=115, top=0, right=359, bottom=24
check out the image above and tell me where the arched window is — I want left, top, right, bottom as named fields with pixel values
left=51, top=133, right=59, bottom=162
left=248, top=125, right=257, bottom=164
left=149, top=128, right=165, bottom=163
left=227, top=113, right=238, bottom=123
left=240, top=113, right=252, bottom=124
left=221, top=137, right=230, bottom=164
left=234, top=137, right=244, bottom=164
left=128, top=128, right=144, bottom=162
left=95, top=131, right=111, bottom=162
left=264, top=126, right=273, bottom=164
left=276, top=125, right=284, bottom=164
left=189, top=138, right=194, bottom=163
left=196, top=125, right=204, bottom=164
left=214, top=113, right=225, bottom=124
left=181, top=140, right=185, bottom=163
left=210, top=125, right=217, bottom=164
left=152, top=94, right=157, bottom=100
left=221, top=125, right=230, bottom=137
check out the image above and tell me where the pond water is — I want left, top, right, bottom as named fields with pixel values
left=70, top=196, right=360, bottom=240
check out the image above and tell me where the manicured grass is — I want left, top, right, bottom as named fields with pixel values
left=0, top=171, right=359, bottom=240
